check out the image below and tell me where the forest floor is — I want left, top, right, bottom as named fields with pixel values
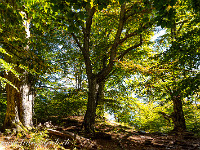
left=0, top=116, right=200, bottom=150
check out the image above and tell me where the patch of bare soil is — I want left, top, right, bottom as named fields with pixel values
left=0, top=132, right=14, bottom=150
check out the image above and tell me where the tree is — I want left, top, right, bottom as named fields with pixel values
left=48, top=0, right=154, bottom=132
left=1, top=1, right=35, bottom=131
left=130, top=0, right=200, bottom=132
left=155, top=0, right=200, bottom=132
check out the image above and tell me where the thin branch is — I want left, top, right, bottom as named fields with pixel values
left=175, top=19, right=189, bottom=25
left=119, top=32, right=138, bottom=44
left=161, top=78, right=173, bottom=95
left=109, top=4, right=126, bottom=61
left=0, top=41, right=24, bottom=60
left=125, top=8, right=152, bottom=20
left=118, top=24, right=149, bottom=45
left=71, top=33, right=83, bottom=51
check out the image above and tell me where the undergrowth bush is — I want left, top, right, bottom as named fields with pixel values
left=34, top=88, right=87, bottom=124
left=112, top=98, right=200, bottom=134
left=184, top=102, right=200, bottom=135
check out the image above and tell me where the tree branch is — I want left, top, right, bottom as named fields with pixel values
left=125, top=8, right=152, bottom=20
left=71, top=33, right=83, bottom=51
left=119, top=32, right=138, bottom=44
left=118, top=34, right=143, bottom=60
left=96, top=4, right=126, bottom=82
left=119, top=25, right=149, bottom=45
left=80, top=6, right=96, bottom=77
left=157, top=111, right=171, bottom=122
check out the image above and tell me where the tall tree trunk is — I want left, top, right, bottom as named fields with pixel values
left=81, top=4, right=126, bottom=133
left=3, top=71, right=21, bottom=130
left=96, top=81, right=105, bottom=116
left=171, top=96, right=186, bottom=132
left=83, top=77, right=98, bottom=133
left=20, top=72, right=34, bottom=128
left=3, top=70, right=34, bottom=130
left=3, top=10, right=34, bottom=131
left=83, top=78, right=105, bottom=132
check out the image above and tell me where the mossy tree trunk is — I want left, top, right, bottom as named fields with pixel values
left=3, top=70, right=34, bottom=130
left=3, top=10, right=34, bottom=131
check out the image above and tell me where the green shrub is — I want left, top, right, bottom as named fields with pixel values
left=34, top=88, right=87, bottom=124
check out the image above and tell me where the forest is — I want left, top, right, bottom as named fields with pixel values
left=0, top=0, right=200, bottom=149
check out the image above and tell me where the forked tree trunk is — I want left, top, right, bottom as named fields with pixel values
left=3, top=10, right=34, bottom=131
left=81, top=4, right=127, bottom=133
left=171, top=96, right=186, bottom=132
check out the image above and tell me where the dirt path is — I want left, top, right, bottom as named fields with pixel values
left=0, top=133, right=12, bottom=150
left=1, top=117, right=200, bottom=150
left=0, top=138, right=7, bottom=150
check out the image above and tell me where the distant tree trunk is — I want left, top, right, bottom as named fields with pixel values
left=96, top=81, right=105, bottom=117
left=3, top=10, right=34, bottom=131
left=75, top=64, right=83, bottom=90
left=78, top=65, right=83, bottom=89
left=171, top=96, right=186, bottom=132
left=169, top=22, right=186, bottom=132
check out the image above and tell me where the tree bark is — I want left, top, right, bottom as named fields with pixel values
left=83, top=78, right=106, bottom=132
left=83, top=77, right=98, bottom=132
left=171, top=96, right=186, bottom=132
left=3, top=10, right=34, bottom=131
left=3, top=71, right=34, bottom=130
left=3, top=71, right=21, bottom=129
left=96, top=81, right=105, bottom=106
